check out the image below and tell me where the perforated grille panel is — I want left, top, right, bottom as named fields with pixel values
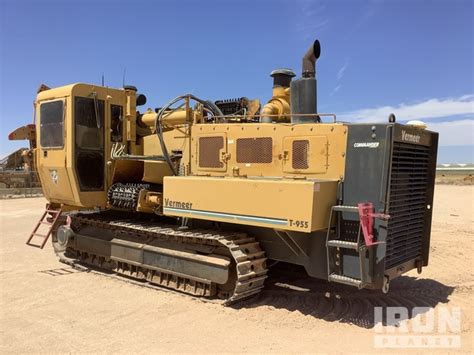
left=386, top=142, right=430, bottom=269
left=199, top=136, right=224, bottom=168
left=339, top=219, right=360, bottom=243
left=292, top=140, right=309, bottom=169
left=236, top=137, right=273, bottom=163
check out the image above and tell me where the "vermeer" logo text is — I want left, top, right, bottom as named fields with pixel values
left=402, top=130, right=421, bottom=143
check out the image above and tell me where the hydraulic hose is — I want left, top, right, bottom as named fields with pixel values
left=155, top=94, right=223, bottom=175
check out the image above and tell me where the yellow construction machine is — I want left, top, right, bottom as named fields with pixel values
left=11, top=40, right=438, bottom=303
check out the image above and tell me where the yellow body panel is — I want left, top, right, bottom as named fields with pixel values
left=282, top=135, right=327, bottom=173
left=163, top=176, right=338, bottom=232
left=191, top=123, right=347, bottom=180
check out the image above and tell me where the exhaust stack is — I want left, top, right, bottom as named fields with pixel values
left=291, top=40, right=321, bottom=124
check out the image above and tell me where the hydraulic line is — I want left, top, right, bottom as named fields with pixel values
left=154, top=94, right=223, bottom=175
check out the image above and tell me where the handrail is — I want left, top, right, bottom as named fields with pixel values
left=207, top=112, right=337, bottom=123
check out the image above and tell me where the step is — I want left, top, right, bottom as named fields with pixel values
left=332, top=205, right=359, bottom=212
left=26, top=242, right=42, bottom=248
left=327, top=240, right=359, bottom=250
left=328, top=273, right=363, bottom=288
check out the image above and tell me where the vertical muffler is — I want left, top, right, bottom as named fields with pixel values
left=291, top=40, right=321, bottom=124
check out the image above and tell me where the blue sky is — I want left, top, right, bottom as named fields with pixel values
left=1, top=0, right=473, bottom=162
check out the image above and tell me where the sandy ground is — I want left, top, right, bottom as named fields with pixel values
left=0, top=185, right=473, bottom=353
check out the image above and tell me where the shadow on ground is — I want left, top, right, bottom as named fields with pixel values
left=38, top=267, right=84, bottom=276
left=234, top=263, right=455, bottom=329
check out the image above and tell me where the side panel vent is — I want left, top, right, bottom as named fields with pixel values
left=236, top=137, right=273, bottom=163
left=386, top=142, right=430, bottom=269
left=199, top=136, right=224, bottom=168
left=283, top=136, right=327, bottom=174
left=292, top=140, right=309, bottom=169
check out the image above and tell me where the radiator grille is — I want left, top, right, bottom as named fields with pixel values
left=386, top=142, right=430, bottom=269
left=292, top=140, right=309, bottom=169
left=199, top=136, right=224, bottom=168
left=236, top=137, right=273, bottom=163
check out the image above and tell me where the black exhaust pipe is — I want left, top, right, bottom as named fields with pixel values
left=291, top=40, right=321, bottom=123
left=302, top=40, right=321, bottom=77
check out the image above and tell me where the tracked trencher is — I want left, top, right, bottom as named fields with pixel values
left=11, top=40, right=438, bottom=303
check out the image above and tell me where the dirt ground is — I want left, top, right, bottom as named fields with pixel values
left=436, top=173, right=473, bottom=185
left=0, top=185, right=472, bottom=353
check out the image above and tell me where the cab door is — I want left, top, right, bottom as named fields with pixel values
left=36, top=98, right=76, bottom=203
left=73, top=96, right=105, bottom=192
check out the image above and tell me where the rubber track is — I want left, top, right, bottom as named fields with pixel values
left=67, top=212, right=268, bottom=305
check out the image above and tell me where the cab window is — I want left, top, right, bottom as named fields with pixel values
left=110, top=104, right=123, bottom=142
left=74, top=96, right=104, bottom=191
left=75, top=96, right=104, bottom=149
left=40, top=100, right=64, bottom=148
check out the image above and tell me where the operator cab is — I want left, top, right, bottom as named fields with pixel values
left=35, top=83, right=130, bottom=208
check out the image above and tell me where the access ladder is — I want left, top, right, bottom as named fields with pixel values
left=326, top=203, right=389, bottom=289
left=26, top=204, right=62, bottom=249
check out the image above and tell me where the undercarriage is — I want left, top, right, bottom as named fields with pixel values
left=53, top=211, right=268, bottom=304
